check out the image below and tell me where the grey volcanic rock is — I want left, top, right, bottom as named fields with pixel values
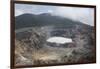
left=15, top=13, right=95, bottom=66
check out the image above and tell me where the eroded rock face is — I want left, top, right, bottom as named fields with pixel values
left=15, top=25, right=95, bottom=66
left=14, top=13, right=95, bottom=66
left=15, top=28, right=47, bottom=65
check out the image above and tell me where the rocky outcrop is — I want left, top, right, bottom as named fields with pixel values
left=15, top=13, right=95, bottom=66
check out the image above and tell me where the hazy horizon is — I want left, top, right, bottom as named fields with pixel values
left=15, top=3, right=94, bottom=26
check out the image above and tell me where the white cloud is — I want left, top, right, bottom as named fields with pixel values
left=52, top=7, right=94, bottom=26
left=15, top=4, right=38, bottom=16
left=47, top=10, right=53, bottom=13
left=15, top=10, right=24, bottom=16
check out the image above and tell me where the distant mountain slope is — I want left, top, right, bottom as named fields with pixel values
left=15, top=13, right=92, bottom=29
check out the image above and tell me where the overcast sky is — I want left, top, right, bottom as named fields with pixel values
left=15, top=4, right=94, bottom=26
